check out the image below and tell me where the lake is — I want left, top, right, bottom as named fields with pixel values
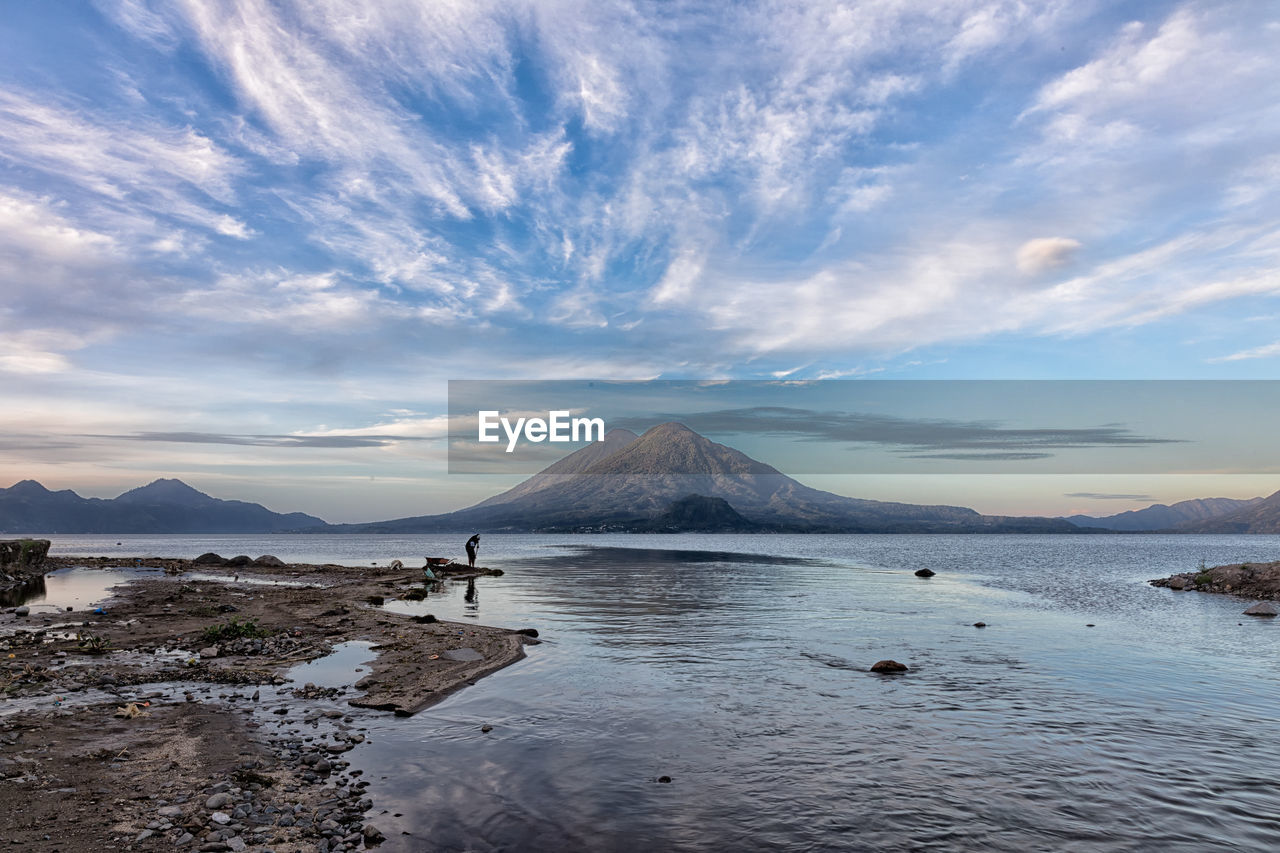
left=43, top=533, right=1280, bottom=851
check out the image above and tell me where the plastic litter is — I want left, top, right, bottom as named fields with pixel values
left=114, top=702, right=150, bottom=719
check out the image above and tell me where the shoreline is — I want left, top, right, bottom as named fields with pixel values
left=0, top=554, right=536, bottom=851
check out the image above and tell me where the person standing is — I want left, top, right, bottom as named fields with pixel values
left=465, top=533, right=481, bottom=568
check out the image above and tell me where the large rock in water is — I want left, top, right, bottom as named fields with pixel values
left=870, top=659, right=909, bottom=673
left=1243, top=602, right=1278, bottom=617
left=0, top=539, right=50, bottom=577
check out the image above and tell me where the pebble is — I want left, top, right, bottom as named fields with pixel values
left=206, top=792, right=233, bottom=810
left=210, top=811, right=231, bottom=825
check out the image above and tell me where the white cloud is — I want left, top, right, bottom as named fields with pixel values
left=213, top=215, right=252, bottom=239
left=0, top=191, right=118, bottom=263
left=1016, top=237, right=1081, bottom=274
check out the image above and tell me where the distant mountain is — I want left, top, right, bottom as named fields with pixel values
left=0, top=478, right=326, bottom=533
left=334, top=422, right=1083, bottom=533
left=1175, top=490, right=1280, bottom=533
left=1065, top=496, right=1262, bottom=531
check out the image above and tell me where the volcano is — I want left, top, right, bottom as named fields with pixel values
left=338, top=422, right=1079, bottom=533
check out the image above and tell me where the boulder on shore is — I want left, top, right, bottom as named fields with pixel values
left=253, top=555, right=285, bottom=567
left=193, top=552, right=225, bottom=565
left=0, top=539, right=50, bottom=572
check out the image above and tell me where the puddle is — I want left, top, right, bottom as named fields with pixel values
left=285, top=641, right=377, bottom=689
left=1, top=567, right=133, bottom=611
left=184, top=572, right=314, bottom=588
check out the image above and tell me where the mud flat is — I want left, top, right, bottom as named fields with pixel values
left=0, top=555, right=537, bottom=851
left=1151, top=559, right=1280, bottom=600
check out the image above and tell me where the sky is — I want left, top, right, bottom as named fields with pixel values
left=2, top=0, right=1279, bottom=522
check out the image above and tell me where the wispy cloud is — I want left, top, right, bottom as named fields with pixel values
left=103, top=431, right=427, bottom=449
left=1065, top=492, right=1156, bottom=501
left=1209, top=340, right=1280, bottom=362
left=611, top=406, right=1183, bottom=456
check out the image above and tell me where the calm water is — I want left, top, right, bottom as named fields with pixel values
left=41, top=533, right=1280, bottom=851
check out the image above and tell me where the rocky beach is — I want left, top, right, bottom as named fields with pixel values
left=1150, top=559, right=1280, bottom=604
left=0, top=544, right=535, bottom=852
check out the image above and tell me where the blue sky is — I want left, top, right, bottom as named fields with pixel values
left=2, top=1, right=1279, bottom=521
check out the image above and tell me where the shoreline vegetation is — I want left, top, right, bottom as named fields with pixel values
left=0, top=551, right=535, bottom=851
left=1151, top=560, right=1280, bottom=603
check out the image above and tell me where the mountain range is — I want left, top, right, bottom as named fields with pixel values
left=1171, top=492, right=1280, bottom=533
left=1064, top=496, right=1264, bottom=531
left=5, top=424, right=1277, bottom=533
left=0, top=478, right=326, bottom=534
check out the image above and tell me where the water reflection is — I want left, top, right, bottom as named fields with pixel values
left=2, top=567, right=131, bottom=611
left=463, top=577, right=479, bottom=618
left=0, top=575, right=45, bottom=607
left=285, top=641, right=376, bottom=689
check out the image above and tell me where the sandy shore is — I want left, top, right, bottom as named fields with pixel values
left=0, top=555, right=537, bottom=852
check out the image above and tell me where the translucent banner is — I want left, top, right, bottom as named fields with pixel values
left=446, top=380, right=1280, bottom=476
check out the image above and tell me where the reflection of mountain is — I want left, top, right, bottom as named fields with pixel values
left=1065, top=496, right=1262, bottom=531
left=0, top=478, right=326, bottom=533
left=337, top=422, right=1081, bottom=533
left=1174, top=490, right=1280, bottom=533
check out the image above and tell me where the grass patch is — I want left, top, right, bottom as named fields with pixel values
left=201, top=617, right=272, bottom=643
left=76, top=633, right=113, bottom=655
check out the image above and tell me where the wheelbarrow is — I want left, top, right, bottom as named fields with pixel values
left=424, top=557, right=451, bottom=580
